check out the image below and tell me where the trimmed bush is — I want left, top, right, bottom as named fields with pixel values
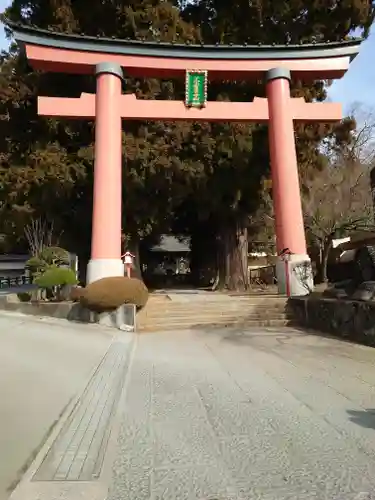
left=34, top=266, right=78, bottom=288
left=26, top=247, right=71, bottom=281
left=70, top=286, right=86, bottom=302
left=39, top=246, right=70, bottom=266
left=81, top=276, right=149, bottom=312
left=26, top=256, right=47, bottom=275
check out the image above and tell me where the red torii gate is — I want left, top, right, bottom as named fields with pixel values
left=9, top=22, right=362, bottom=294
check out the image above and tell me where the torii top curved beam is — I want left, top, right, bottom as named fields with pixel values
left=7, top=20, right=363, bottom=80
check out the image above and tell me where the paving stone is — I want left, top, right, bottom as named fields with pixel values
left=33, top=339, right=133, bottom=482
left=104, top=328, right=375, bottom=500
left=152, top=465, right=236, bottom=500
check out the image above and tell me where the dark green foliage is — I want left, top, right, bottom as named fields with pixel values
left=39, top=246, right=70, bottom=266
left=70, top=286, right=85, bottom=302
left=81, top=276, right=149, bottom=312
left=25, top=256, right=46, bottom=275
left=26, top=246, right=70, bottom=278
left=17, top=292, right=32, bottom=302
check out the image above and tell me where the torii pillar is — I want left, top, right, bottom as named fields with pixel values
left=266, top=68, right=306, bottom=256
left=266, top=67, right=312, bottom=294
left=86, top=62, right=124, bottom=284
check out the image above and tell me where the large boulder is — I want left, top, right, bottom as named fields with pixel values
left=323, top=287, right=348, bottom=299
left=352, top=281, right=375, bottom=302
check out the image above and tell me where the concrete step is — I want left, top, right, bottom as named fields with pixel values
left=138, top=318, right=296, bottom=332
left=138, top=310, right=290, bottom=320
left=137, top=312, right=294, bottom=326
left=149, top=295, right=286, bottom=302
left=149, top=292, right=285, bottom=299
left=137, top=313, right=294, bottom=323
left=141, top=301, right=288, bottom=310
left=138, top=320, right=293, bottom=331
left=138, top=308, right=288, bottom=319
left=138, top=294, right=294, bottom=332
left=145, top=298, right=287, bottom=305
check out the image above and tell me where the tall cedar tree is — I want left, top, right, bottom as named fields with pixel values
left=0, top=0, right=201, bottom=261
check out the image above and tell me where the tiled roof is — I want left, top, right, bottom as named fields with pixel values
left=150, top=236, right=190, bottom=253
left=6, top=20, right=363, bottom=61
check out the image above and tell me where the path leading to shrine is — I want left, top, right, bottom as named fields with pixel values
left=0, top=313, right=114, bottom=500
left=4, top=315, right=375, bottom=499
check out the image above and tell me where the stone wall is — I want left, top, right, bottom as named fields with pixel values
left=289, top=296, right=375, bottom=346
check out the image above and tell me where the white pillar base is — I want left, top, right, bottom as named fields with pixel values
left=275, top=254, right=314, bottom=296
left=86, top=258, right=124, bottom=285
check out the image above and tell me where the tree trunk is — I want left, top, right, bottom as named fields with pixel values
left=316, top=239, right=332, bottom=283
left=190, top=228, right=217, bottom=287
left=238, top=227, right=249, bottom=289
left=216, top=232, right=227, bottom=289
left=217, top=224, right=248, bottom=291
left=127, top=237, right=142, bottom=280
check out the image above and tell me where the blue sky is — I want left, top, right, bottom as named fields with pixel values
left=327, top=25, right=375, bottom=111
left=0, top=0, right=9, bottom=49
left=0, top=0, right=373, bottom=112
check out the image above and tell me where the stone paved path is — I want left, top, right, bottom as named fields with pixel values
left=9, top=325, right=375, bottom=500
left=0, top=312, right=114, bottom=500
left=109, top=327, right=375, bottom=500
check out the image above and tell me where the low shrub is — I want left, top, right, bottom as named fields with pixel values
left=26, top=247, right=71, bottom=277
left=17, top=292, right=32, bottom=302
left=81, top=276, right=149, bottom=312
left=34, top=266, right=78, bottom=301
left=40, top=246, right=70, bottom=266
left=26, top=256, right=47, bottom=276
left=70, top=286, right=85, bottom=302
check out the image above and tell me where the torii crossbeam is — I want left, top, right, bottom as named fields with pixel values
left=38, top=93, right=342, bottom=123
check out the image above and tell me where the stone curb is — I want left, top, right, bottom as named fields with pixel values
left=7, top=333, right=135, bottom=500
left=0, top=296, right=136, bottom=332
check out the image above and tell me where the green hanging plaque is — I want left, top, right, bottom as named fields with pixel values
left=185, top=70, right=208, bottom=108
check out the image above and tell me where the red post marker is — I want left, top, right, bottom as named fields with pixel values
left=284, top=259, right=290, bottom=297
left=279, top=248, right=292, bottom=297
left=122, top=251, right=135, bottom=278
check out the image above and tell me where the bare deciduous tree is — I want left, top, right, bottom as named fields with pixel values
left=304, top=102, right=375, bottom=283
left=303, top=158, right=374, bottom=283
left=24, top=217, right=58, bottom=256
left=347, top=102, right=375, bottom=165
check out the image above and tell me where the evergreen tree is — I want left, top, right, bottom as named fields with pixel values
left=0, top=0, right=200, bottom=259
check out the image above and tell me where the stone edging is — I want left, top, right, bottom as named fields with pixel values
left=0, top=296, right=136, bottom=331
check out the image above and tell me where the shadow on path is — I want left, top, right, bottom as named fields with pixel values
left=347, top=409, right=375, bottom=429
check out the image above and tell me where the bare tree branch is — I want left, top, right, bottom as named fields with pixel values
left=347, top=102, right=375, bottom=165
left=24, top=217, right=60, bottom=256
left=303, top=126, right=374, bottom=283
